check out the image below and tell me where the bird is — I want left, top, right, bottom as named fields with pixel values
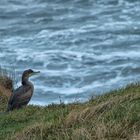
left=7, top=69, right=40, bottom=112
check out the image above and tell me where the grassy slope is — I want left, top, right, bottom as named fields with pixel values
left=0, top=75, right=140, bottom=139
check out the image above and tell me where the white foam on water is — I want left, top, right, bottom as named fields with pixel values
left=1, top=0, right=140, bottom=105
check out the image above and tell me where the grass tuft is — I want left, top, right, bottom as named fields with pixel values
left=0, top=69, right=140, bottom=139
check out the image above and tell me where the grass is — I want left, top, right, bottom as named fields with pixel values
left=0, top=70, right=140, bottom=139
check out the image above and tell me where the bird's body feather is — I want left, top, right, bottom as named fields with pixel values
left=6, top=69, right=39, bottom=112
left=7, top=82, right=34, bottom=111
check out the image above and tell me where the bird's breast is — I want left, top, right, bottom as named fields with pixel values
left=16, top=86, right=34, bottom=102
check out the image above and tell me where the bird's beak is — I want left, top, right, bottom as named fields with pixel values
left=33, top=71, right=40, bottom=75
left=31, top=71, right=40, bottom=76
left=34, top=71, right=40, bottom=74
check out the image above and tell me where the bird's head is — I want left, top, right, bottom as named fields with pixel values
left=22, top=69, right=40, bottom=80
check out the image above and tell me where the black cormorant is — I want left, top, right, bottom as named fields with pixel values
left=7, top=69, right=40, bottom=111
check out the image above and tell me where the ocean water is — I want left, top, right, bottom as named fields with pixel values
left=0, top=0, right=140, bottom=105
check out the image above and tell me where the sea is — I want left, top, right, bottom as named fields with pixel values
left=0, top=0, right=140, bottom=105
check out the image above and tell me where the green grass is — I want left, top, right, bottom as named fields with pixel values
left=0, top=73, right=140, bottom=139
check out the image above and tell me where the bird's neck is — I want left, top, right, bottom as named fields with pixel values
left=22, top=77, right=29, bottom=85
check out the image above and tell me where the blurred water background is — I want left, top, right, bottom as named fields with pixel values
left=0, top=0, right=140, bottom=105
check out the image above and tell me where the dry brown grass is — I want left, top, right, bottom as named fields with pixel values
left=72, top=128, right=91, bottom=140
left=11, top=123, right=50, bottom=140
left=132, top=133, right=140, bottom=140
left=0, top=85, right=12, bottom=99
left=0, top=70, right=13, bottom=111
left=0, top=74, right=140, bottom=140
left=65, top=92, right=140, bottom=127
left=0, top=84, right=12, bottom=111
left=63, top=86, right=140, bottom=140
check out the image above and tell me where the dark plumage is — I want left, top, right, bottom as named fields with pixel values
left=7, top=69, right=40, bottom=111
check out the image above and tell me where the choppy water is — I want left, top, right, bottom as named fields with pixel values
left=0, top=0, right=140, bottom=105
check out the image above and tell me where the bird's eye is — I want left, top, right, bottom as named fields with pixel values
left=28, top=69, right=33, bottom=73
